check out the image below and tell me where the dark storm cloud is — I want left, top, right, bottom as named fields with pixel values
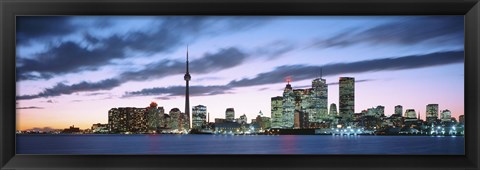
left=16, top=16, right=75, bottom=46
left=123, top=85, right=232, bottom=98
left=315, top=16, right=463, bottom=48
left=17, top=16, right=273, bottom=82
left=16, top=106, right=44, bottom=109
left=17, top=48, right=248, bottom=100
left=228, top=50, right=464, bottom=87
left=119, top=47, right=248, bottom=82
left=17, top=79, right=121, bottom=100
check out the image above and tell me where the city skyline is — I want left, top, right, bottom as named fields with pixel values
left=16, top=16, right=464, bottom=131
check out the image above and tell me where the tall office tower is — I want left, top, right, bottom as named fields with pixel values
left=405, top=109, right=417, bottom=119
left=312, top=77, right=328, bottom=122
left=440, top=109, right=452, bottom=122
left=329, top=103, right=338, bottom=116
left=239, top=114, right=248, bottom=124
left=225, top=108, right=235, bottom=122
left=426, top=104, right=439, bottom=124
left=156, top=107, right=165, bottom=128
left=169, top=108, right=181, bottom=131
left=192, top=105, right=207, bottom=130
left=394, top=105, right=403, bottom=116
left=184, top=46, right=191, bottom=129
left=376, top=105, right=385, bottom=117
left=271, top=96, right=283, bottom=128
left=282, top=81, right=295, bottom=129
left=146, top=102, right=161, bottom=133
left=339, top=77, right=355, bottom=121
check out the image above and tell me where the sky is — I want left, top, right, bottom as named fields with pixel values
left=15, top=16, right=464, bottom=131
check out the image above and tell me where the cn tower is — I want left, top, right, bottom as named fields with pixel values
left=184, top=46, right=191, bottom=129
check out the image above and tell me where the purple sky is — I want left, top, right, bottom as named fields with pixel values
left=16, top=16, right=464, bottom=130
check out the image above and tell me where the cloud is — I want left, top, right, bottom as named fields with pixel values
left=16, top=106, right=44, bottom=109
left=327, top=79, right=375, bottom=85
left=253, top=40, right=296, bottom=59
left=17, top=79, right=121, bottom=100
left=123, top=50, right=463, bottom=98
left=17, top=16, right=273, bottom=82
left=228, top=50, right=464, bottom=87
left=124, top=85, right=232, bottom=98
left=17, top=47, right=248, bottom=100
left=119, top=47, right=248, bottom=82
left=16, top=16, right=75, bottom=46
left=314, top=16, right=463, bottom=48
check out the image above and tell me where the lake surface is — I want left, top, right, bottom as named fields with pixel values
left=16, top=134, right=464, bottom=154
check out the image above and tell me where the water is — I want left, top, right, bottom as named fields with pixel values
left=16, top=134, right=464, bottom=155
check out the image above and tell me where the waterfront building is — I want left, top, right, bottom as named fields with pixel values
left=108, top=107, right=151, bottom=133
left=394, top=105, right=403, bottom=116
left=146, top=102, right=162, bottom=133
left=426, top=104, right=439, bottom=124
left=312, top=77, right=328, bottom=122
left=339, top=77, right=355, bottom=121
left=214, top=122, right=241, bottom=134
left=226, top=108, right=235, bottom=122
left=282, top=82, right=295, bottom=128
left=169, top=108, right=181, bottom=131
left=440, top=109, right=452, bottom=122
left=459, top=115, right=465, bottom=124
left=405, top=109, right=417, bottom=119
left=271, top=96, right=283, bottom=128
left=62, top=125, right=81, bottom=134
left=192, top=105, right=207, bottom=129
left=91, top=123, right=109, bottom=133
left=255, top=115, right=271, bottom=130
left=376, top=106, right=385, bottom=117
left=329, top=103, right=338, bottom=116
left=239, top=114, right=248, bottom=124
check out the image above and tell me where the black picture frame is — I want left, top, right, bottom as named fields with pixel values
left=1, top=0, right=479, bottom=169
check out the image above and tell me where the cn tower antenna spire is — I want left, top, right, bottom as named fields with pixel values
left=184, top=45, right=191, bottom=130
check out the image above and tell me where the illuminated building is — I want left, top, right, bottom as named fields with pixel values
left=271, top=96, right=283, bottom=128
left=329, top=103, right=338, bottom=116
left=91, top=123, right=109, bottom=133
left=440, top=109, right=452, bottom=122
left=459, top=115, right=465, bottom=124
left=108, top=107, right=148, bottom=133
left=312, top=77, right=328, bottom=122
left=192, top=105, right=207, bottom=129
left=282, top=81, right=295, bottom=128
left=339, top=77, right=355, bottom=121
left=375, top=105, right=385, bottom=117
left=108, top=108, right=127, bottom=133
left=394, top=105, right=403, bottom=116
left=239, top=114, right=248, bottom=124
left=405, top=109, right=417, bottom=119
left=225, top=108, right=235, bottom=122
left=255, top=115, right=271, bottom=130
left=426, top=104, right=439, bottom=124
left=146, top=102, right=162, bottom=133
left=169, top=108, right=181, bottom=131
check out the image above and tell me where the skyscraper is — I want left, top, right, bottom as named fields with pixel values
left=282, top=81, right=295, bottom=128
left=440, top=109, right=452, bottom=122
left=394, top=105, right=403, bottom=116
left=169, top=108, right=181, bottom=131
left=184, top=46, right=191, bottom=129
left=271, top=96, right=283, bottom=128
left=426, top=104, right=439, bottom=123
left=339, top=77, right=355, bottom=121
left=312, top=77, right=328, bottom=122
left=225, top=108, right=235, bottom=122
left=192, top=105, right=207, bottom=130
